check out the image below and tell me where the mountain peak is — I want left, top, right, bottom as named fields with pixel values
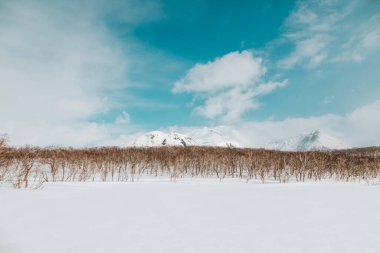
left=268, top=130, right=347, bottom=151
left=132, top=131, right=196, bottom=147
left=131, top=128, right=241, bottom=148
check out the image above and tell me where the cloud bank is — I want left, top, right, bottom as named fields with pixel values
left=0, top=0, right=161, bottom=146
left=170, top=99, right=380, bottom=148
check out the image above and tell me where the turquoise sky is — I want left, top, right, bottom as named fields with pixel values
left=101, top=0, right=380, bottom=128
left=1, top=0, right=380, bottom=146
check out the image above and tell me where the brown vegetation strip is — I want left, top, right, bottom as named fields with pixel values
left=1, top=141, right=380, bottom=188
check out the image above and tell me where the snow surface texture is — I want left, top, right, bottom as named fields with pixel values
left=267, top=130, right=347, bottom=151
left=1, top=181, right=380, bottom=253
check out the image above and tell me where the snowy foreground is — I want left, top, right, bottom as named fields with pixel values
left=1, top=180, right=380, bottom=253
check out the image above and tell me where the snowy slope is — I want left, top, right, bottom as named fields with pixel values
left=132, top=131, right=196, bottom=147
left=268, top=130, right=347, bottom=151
left=186, top=127, right=241, bottom=147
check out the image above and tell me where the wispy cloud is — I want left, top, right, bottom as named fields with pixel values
left=173, top=51, right=287, bottom=121
left=278, top=0, right=380, bottom=69
left=279, top=34, right=330, bottom=69
left=334, top=13, right=380, bottom=62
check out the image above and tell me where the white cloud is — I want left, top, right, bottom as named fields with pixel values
left=194, top=80, right=288, bottom=121
left=194, top=88, right=259, bottom=121
left=173, top=51, right=265, bottom=93
left=115, top=111, right=131, bottom=125
left=0, top=0, right=160, bottom=147
left=173, top=51, right=287, bottom=121
left=0, top=0, right=119, bottom=122
left=173, top=100, right=380, bottom=148
left=278, top=0, right=380, bottom=68
left=278, top=0, right=344, bottom=69
left=0, top=120, right=110, bottom=147
left=279, top=35, right=329, bottom=69
left=345, top=100, right=380, bottom=146
left=335, top=13, right=380, bottom=62
left=253, top=81, right=289, bottom=96
left=245, top=99, right=380, bottom=147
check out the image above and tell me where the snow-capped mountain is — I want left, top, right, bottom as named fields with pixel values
left=131, top=128, right=241, bottom=147
left=132, top=129, right=347, bottom=150
left=267, top=130, right=347, bottom=151
left=186, top=127, right=241, bottom=147
left=132, top=131, right=196, bottom=147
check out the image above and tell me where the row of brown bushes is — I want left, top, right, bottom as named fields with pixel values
left=1, top=141, right=380, bottom=188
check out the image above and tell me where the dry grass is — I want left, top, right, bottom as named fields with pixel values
left=1, top=139, right=380, bottom=188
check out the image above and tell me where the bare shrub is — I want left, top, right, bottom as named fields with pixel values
left=0, top=144, right=379, bottom=188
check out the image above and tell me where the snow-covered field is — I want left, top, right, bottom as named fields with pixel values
left=1, top=180, right=380, bottom=253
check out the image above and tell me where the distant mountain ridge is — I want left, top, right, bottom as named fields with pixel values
left=267, top=130, right=347, bottom=151
left=131, top=129, right=347, bottom=150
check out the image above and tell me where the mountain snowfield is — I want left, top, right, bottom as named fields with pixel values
left=267, top=130, right=348, bottom=151
left=130, top=128, right=347, bottom=151
left=186, top=127, right=242, bottom=147
left=132, top=131, right=196, bottom=147
left=131, top=128, right=242, bottom=148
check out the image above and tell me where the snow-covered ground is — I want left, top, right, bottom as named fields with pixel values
left=1, top=180, right=380, bottom=253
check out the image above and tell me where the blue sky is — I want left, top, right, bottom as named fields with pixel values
left=1, top=0, right=380, bottom=146
left=108, top=0, right=380, bottom=126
